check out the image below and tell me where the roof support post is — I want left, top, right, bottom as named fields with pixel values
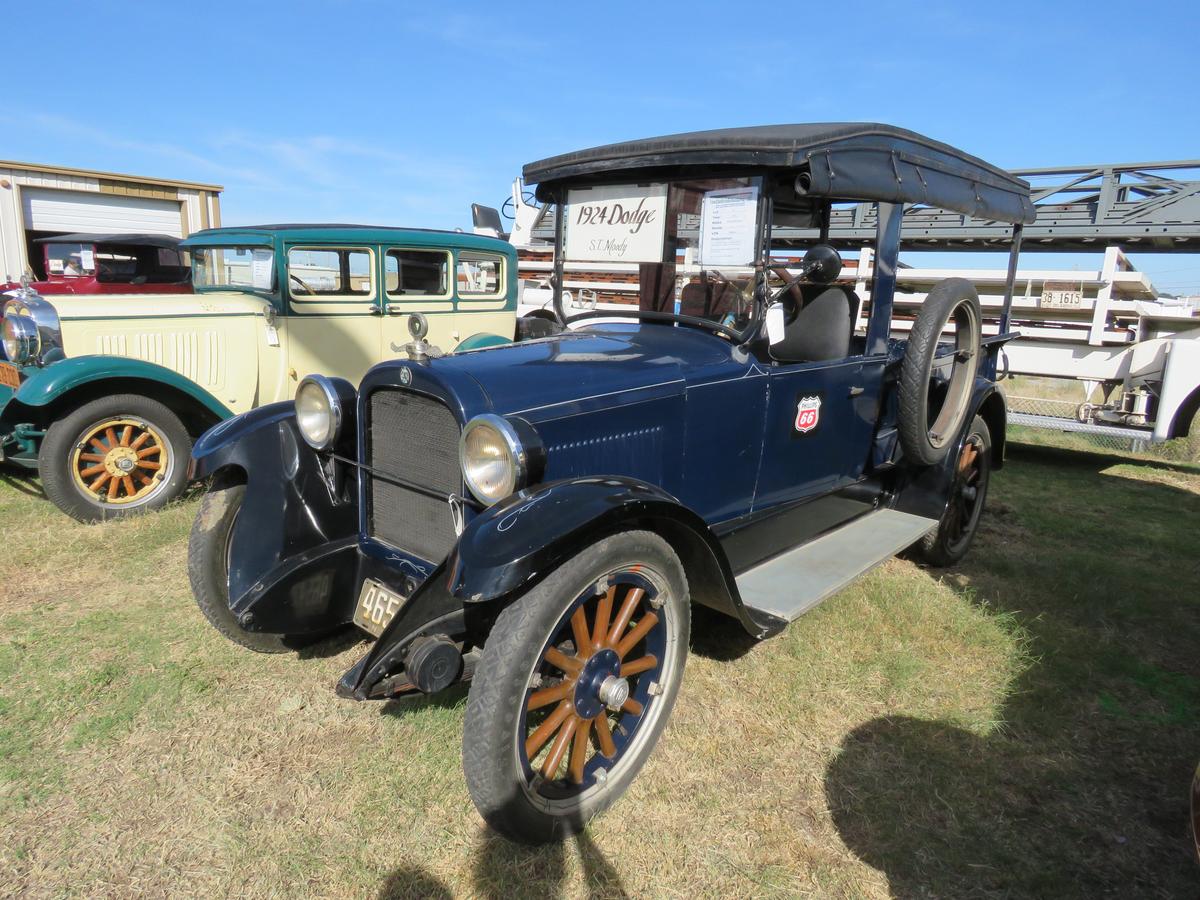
left=999, top=224, right=1023, bottom=335
left=866, top=202, right=902, bottom=356
left=551, top=188, right=567, bottom=325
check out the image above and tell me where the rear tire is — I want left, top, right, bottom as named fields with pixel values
left=917, top=416, right=992, bottom=567
left=463, top=530, right=689, bottom=844
left=39, top=393, right=191, bottom=523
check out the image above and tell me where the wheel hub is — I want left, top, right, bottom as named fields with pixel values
left=573, top=648, right=621, bottom=719
left=104, top=446, right=139, bottom=477
left=597, top=675, right=630, bottom=712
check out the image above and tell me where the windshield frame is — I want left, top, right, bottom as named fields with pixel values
left=550, top=172, right=774, bottom=342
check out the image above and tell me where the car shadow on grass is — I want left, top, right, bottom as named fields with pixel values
left=376, top=827, right=629, bottom=899
left=825, top=445, right=1200, bottom=896
left=0, top=466, right=44, bottom=498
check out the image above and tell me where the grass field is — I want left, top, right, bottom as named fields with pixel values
left=2, top=442, right=1199, bottom=898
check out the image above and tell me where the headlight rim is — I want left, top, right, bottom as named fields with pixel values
left=2, top=313, right=41, bottom=365
left=295, top=373, right=343, bottom=451
left=459, top=414, right=532, bottom=506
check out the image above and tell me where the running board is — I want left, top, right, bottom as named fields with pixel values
left=735, top=509, right=938, bottom=623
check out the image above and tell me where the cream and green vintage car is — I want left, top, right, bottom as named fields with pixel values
left=0, top=225, right=520, bottom=521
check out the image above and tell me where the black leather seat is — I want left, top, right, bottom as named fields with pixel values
left=769, top=285, right=856, bottom=363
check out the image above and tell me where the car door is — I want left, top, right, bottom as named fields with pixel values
left=378, top=246, right=458, bottom=359
left=752, top=352, right=886, bottom=512
left=284, top=244, right=382, bottom=386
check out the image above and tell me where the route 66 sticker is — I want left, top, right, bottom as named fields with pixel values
left=794, top=395, right=821, bottom=433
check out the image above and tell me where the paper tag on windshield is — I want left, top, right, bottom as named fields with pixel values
left=251, top=250, right=274, bottom=289
left=80, top=249, right=95, bottom=271
left=265, top=324, right=280, bottom=346
left=765, top=303, right=786, bottom=344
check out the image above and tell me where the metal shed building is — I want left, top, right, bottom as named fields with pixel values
left=0, top=160, right=222, bottom=283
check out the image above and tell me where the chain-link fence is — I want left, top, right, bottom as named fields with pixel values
left=1005, top=393, right=1200, bottom=462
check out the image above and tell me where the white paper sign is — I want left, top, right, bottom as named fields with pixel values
left=564, top=183, right=668, bottom=263
left=251, top=250, right=274, bottom=290
left=699, top=186, right=759, bottom=266
left=79, top=249, right=95, bottom=271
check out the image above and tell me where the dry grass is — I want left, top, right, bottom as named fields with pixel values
left=1, top=444, right=1198, bottom=898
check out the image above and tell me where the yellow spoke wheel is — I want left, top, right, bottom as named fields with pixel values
left=70, top=418, right=169, bottom=505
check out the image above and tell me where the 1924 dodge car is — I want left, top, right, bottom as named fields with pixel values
left=187, top=124, right=1035, bottom=843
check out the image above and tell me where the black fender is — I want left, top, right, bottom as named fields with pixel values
left=339, top=475, right=779, bottom=700
left=189, top=402, right=359, bottom=629
left=448, top=476, right=778, bottom=637
left=893, top=379, right=1006, bottom=521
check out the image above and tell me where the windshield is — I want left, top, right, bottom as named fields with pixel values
left=192, top=246, right=275, bottom=292
left=44, top=242, right=94, bottom=278
left=558, top=176, right=766, bottom=335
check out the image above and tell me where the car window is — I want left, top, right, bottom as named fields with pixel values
left=385, top=249, right=449, bottom=297
left=193, top=246, right=275, bottom=291
left=457, top=252, right=504, bottom=297
left=288, top=247, right=373, bottom=298
left=44, top=242, right=93, bottom=278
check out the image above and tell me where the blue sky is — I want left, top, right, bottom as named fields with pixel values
left=6, top=0, right=1200, bottom=291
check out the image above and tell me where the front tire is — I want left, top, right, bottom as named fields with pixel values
left=463, top=531, right=690, bottom=844
left=39, top=393, right=191, bottom=523
left=187, top=480, right=293, bottom=653
left=917, top=416, right=992, bottom=566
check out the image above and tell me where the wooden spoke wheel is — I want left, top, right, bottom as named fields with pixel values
left=916, top=415, right=992, bottom=567
left=519, top=570, right=668, bottom=797
left=70, top=418, right=168, bottom=505
left=38, top=393, right=191, bottom=522
left=463, top=531, right=689, bottom=844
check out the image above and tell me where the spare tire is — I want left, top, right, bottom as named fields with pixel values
left=898, top=278, right=982, bottom=466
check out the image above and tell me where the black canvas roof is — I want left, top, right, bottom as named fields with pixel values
left=34, top=233, right=182, bottom=250
left=524, top=123, right=1036, bottom=225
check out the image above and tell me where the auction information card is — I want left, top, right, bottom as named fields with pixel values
left=699, top=185, right=760, bottom=266
left=564, top=183, right=668, bottom=263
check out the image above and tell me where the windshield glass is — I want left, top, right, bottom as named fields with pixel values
left=192, top=246, right=275, bottom=292
left=559, top=176, right=765, bottom=334
left=44, top=242, right=94, bottom=278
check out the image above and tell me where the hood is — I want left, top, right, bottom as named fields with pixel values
left=434, top=322, right=742, bottom=421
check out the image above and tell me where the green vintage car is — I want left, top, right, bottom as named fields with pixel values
left=0, top=224, right=520, bottom=522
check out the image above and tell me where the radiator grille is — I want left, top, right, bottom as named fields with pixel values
left=367, top=389, right=461, bottom=562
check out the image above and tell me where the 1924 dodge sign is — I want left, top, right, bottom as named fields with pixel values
left=186, top=123, right=1035, bottom=844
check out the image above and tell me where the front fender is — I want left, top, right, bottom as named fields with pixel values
left=446, top=476, right=706, bottom=603
left=13, top=355, right=232, bottom=418
left=447, top=476, right=778, bottom=638
left=190, top=403, right=359, bottom=622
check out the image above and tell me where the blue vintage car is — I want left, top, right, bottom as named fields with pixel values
left=186, top=124, right=1036, bottom=844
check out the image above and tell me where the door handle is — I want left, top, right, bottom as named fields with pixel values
left=849, top=386, right=865, bottom=397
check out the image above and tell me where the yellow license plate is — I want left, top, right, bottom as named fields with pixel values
left=354, top=579, right=408, bottom=638
left=0, top=363, right=19, bottom=390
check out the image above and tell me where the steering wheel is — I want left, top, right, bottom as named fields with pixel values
left=768, top=267, right=812, bottom=305
left=501, top=191, right=539, bottom=220
left=289, top=272, right=315, bottom=295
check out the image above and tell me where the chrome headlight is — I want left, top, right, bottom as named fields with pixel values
left=3, top=292, right=61, bottom=364
left=2, top=314, right=39, bottom=364
left=295, top=375, right=343, bottom=451
left=460, top=414, right=542, bottom=506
